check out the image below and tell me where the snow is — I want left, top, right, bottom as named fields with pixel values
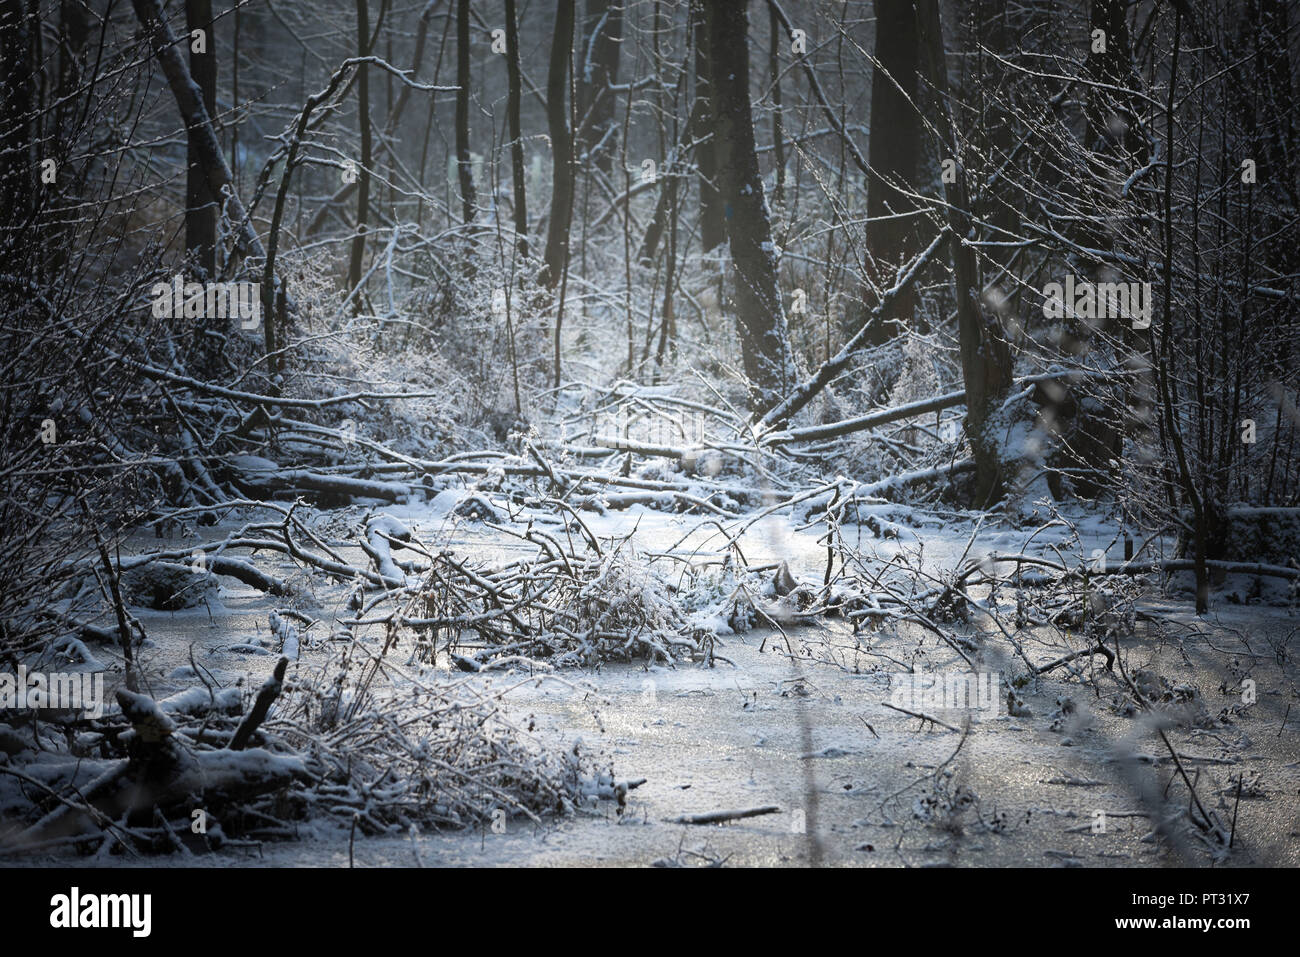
left=14, top=486, right=1288, bottom=865
left=157, top=686, right=243, bottom=716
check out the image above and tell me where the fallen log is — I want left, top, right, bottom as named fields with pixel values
left=966, top=553, right=1300, bottom=583
left=237, top=467, right=409, bottom=503
left=856, top=460, right=975, bottom=496
left=207, top=556, right=293, bottom=596
left=764, top=369, right=1127, bottom=447
left=7, top=685, right=307, bottom=849
left=363, top=515, right=414, bottom=583
left=669, top=805, right=781, bottom=825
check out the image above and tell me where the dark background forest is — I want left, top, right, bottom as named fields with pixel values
left=0, top=0, right=1297, bottom=866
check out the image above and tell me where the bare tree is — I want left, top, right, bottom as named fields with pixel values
left=768, top=2, right=786, bottom=208
left=918, top=0, right=1012, bottom=504
left=185, top=0, right=217, bottom=279
left=576, top=0, right=623, bottom=175
left=347, top=0, right=374, bottom=302
left=505, top=0, right=528, bottom=255
left=860, top=0, right=922, bottom=344
left=693, top=0, right=725, bottom=253
left=706, top=0, right=793, bottom=411
left=541, top=0, right=577, bottom=289
left=0, top=0, right=33, bottom=236
left=455, top=0, right=476, bottom=224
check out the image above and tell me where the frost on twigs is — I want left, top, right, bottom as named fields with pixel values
left=404, top=539, right=702, bottom=668
left=0, top=641, right=599, bottom=854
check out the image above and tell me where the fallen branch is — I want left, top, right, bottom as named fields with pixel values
left=881, top=702, right=962, bottom=732
left=759, top=229, right=950, bottom=430
left=669, top=805, right=781, bottom=825
left=230, top=657, right=289, bottom=751
left=1035, top=643, right=1115, bottom=675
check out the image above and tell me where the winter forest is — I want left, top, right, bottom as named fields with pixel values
left=0, top=0, right=1297, bottom=871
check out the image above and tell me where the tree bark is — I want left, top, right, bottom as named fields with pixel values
left=129, top=0, right=294, bottom=387
left=128, top=0, right=268, bottom=270
left=505, top=0, right=528, bottom=255
left=693, top=0, right=725, bottom=253
left=706, top=0, right=793, bottom=412
left=576, top=0, right=622, bottom=175
left=860, top=0, right=922, bottom=344
left=541, top=0, right=576, bottom=289
left=917, top=0, right=1012, bottom=505
left=0, top=0, right=34, bottom=235
left=455, top=0, right=476, bottom=224
left=635, top=51, right=694, bottom=266
left=768, top=2, right=785, bottom=208
left=304, top=0, right=440, bottom=239
left=185, top=0, right=217, bottom=279
left=347, top=0, right=373, bottom=303
left=1051, top=0, right=1143, bottom=497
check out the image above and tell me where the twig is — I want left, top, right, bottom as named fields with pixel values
left=882, top=702, right=961, bottom=733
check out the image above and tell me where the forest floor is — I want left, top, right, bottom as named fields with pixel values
left=7, top=494, right=1297, bottom=867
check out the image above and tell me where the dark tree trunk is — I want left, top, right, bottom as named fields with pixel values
left=541, top=0, right=576, bottom=289
left=768, top=3, right=785, bottom=208
left=576, top=0, right=622, bottom=175
left=636, top=51, right=694, bottom=267
left=1085, top=0, right=1144, bottom=161
left=859, top=0, right=922, bottom=344
left=1235, top=0, right=1296, bottom=381
left=706, top=0, right=793, bottom=411
left=347, top=0, right=373, bottom=303
left=56, top=0, right=89, bottom=146
left=455, top=0, right=476, bottom=224
left=185, top=0, right=217, bottom=279
left=505, top=0, right=528, bottom=255
left=693, top=0, right=725, bottom=253
left=1051, top=0, right=1143, bottom=497
left=129, top=0, right=263, bottom=268
left=917, top=0, right=1012, bottom=506
left=42, top=0, right=91, bottom=277
left=129, top=0, right=290, bottom=388
left=303, top=0, right=438, bottom=239
left=0, top=0, right=34, bottom=238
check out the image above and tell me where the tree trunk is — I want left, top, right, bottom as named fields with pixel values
left=1085, top=0, right=1144, bottom=161
left=185, top=0, right=217, bottom=280
left=768, top=2, right=785, bottom=209
left=0, top=0, right=34, bottom=237
left=347, top=0, right=373, bottom=303
left=505, top=0, right=528, bottom=256
left=859, top=0, right=922, bottom=344
left=917, top=0, right=1012, bottom=506
left=693, top=0, right=725, bottom=253
left=576, top=0, right=622, bottom=176
left=128, top=0, right=266, bottom=270
left=303, top=0, right=439, bottom=239
left=636, top=51, right=694, bottom=266
left=541, top=0, right=576, bottom=289
left=455, top=0, right=476, bottom=224
left=1051, top=0, right=1143, bottom=497
left=706, top=0, right=793, bottom=412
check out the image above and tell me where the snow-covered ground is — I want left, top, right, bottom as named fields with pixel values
left=9, top=492, right=1296, bottom=867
